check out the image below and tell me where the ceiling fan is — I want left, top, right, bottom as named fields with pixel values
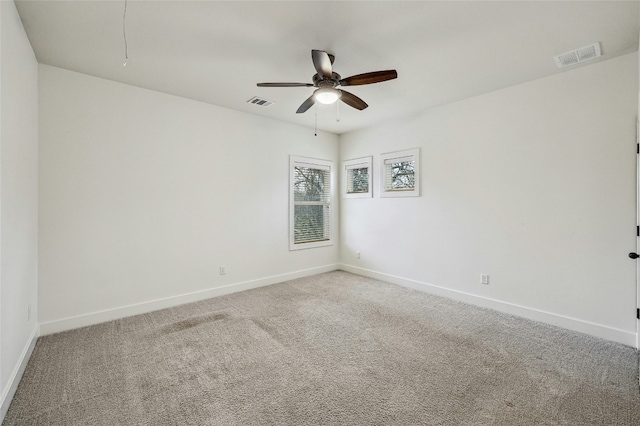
left=257, top=50, right=398, bottom=114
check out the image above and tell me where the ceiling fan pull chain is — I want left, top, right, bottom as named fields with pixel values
left=314, top=107, right=317, bottom=136
left=122, top=0, right=129, bottom=66
left=336, top=100, right=341, bottom=122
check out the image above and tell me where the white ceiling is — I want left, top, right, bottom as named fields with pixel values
left=15, top=0, right=640, bottom=135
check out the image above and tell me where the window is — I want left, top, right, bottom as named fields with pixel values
left=290, top=156, right=333, bottom=250
left=380, top=148, right=420, bottom=197
left=343, top=157, right=372, bottom=198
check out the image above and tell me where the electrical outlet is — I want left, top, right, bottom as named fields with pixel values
left=219, top=266, right=226, bottom=275
left=356, top=251, right=361, bottom=259
left=480, top=274, right=489, bottom=285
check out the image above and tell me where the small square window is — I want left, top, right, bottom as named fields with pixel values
left=343, top=157, right=372, bottom=198
left=380, top=148, right=420, bottom=197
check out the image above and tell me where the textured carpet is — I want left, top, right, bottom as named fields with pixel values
left=4, top=271, right=639, bottom=425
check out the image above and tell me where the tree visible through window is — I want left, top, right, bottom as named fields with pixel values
left=385, top=160, right=415, bottom=190
left=343, top=157, right=372, bottom=199
left=290, top=157, right=333, bottom=249
left=347, top=167, right=369, bottom=193
left=381, top=149, right=420, bottom=197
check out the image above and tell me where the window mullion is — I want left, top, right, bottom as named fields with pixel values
left=290, top=156, right=334, bottom=250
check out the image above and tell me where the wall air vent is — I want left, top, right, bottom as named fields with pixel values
left=247, top=96, right=275, bottom=107
left=554, top=43, right=601, bottom=68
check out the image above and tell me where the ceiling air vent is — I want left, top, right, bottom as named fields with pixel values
left=247, top=96, right=275, bottom=107
left=554, top=43, right=601, bottom=68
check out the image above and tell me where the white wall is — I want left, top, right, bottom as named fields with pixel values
left=638, top=33, right=640, bottom=352
left=38, top=65, right=339, bottom=332
left=0, top=0, right=39, bottom=419
left=340, top=53, right=638, bottom=346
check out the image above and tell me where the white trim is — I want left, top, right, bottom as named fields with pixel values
left=290, top=155, right=334, bottom=251
left=339, top=263, right=637, bottom=347
left=343, top=156, right=373, bottom=198
left=380, top=148, right=420, bottom=197
left=39, top=264, right=340, bottom=335
left=636, top=116, right=640, bottom=353
left=1, top=325, right=40, bottom=423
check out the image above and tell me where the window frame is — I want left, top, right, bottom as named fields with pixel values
left=289, top=155, right=334, bottom=250
left=380, top=148, right=420, bottom=198
left=342, top=156, right=373, bottom=198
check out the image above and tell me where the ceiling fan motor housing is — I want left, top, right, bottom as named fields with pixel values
left=313, top=73, right=342, bottom=88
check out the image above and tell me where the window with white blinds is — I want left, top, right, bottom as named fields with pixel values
left=380, top=148, right=420, bottom=197
left=290, top=156, right=333, bottom=250
left=343, top=157, right=372, bottom=198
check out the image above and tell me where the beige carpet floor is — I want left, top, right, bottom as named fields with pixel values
left=3, top=271, right=640, bottom=425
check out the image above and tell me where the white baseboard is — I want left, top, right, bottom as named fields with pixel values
left=339, top=264, right=638, bottom=348
left=39, top=264, right=340, bottom=335
left=1, top=324, right=40, bottom=423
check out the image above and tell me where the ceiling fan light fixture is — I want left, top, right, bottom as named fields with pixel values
left=315, top=88, right=341, bottom=105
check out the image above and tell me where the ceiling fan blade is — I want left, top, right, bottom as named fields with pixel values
left=296, top=94, right=316, bottom=114
left=339, top=70, right=398, bottom=86
left=339, top=90, right=368, bottom=110
left=257, top=82, right=313, bottom=87
left=312, top=50, right=333, bottom=78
